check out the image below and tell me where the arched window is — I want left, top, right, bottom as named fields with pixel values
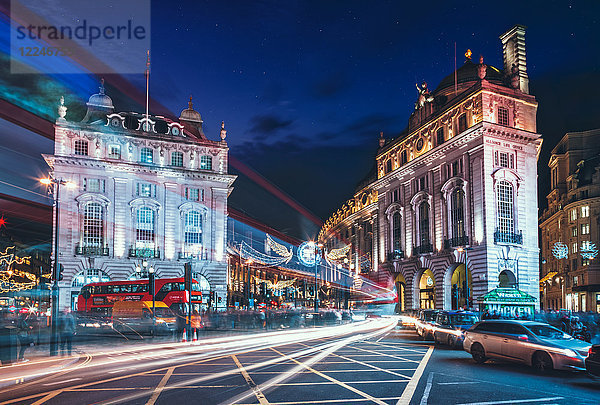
left=184, top=210, right=203, bottom=257
left=140, top=147, right=153, bottom=164
left=83, top=202, right=103, bottom=249
left=136, top=207, right=155, bottom=251
left=419, top=202, right=430, bottom=247
left=193, top=273, right=211, bottom=295
left=71, top=269, right=110, bottom=288
left=496, top=181, right=514, bottom=235
left=199, top=155, right=212, bottom=170
left=392, top=212, right=402, bottom=252
left=450, top=188, right=465, bottom=239
left=385, top=159, right=392, bottom=174
left=498, top=270, right=516, bottom=288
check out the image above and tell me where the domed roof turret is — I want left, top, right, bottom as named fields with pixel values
left=179, top=96, right=202, bottom=123
left=434, top=59, right=504, bottom=95
left=81, top=79, right=114, bottom=123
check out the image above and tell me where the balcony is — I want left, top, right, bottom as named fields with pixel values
left=75, top=245, right=109, bottom=256
left=387, top=250, right=404, bottom=261
left=413, top=243, right=433, bottom=255
left=444, top=235, right=470, bottom=249
left=494, top=230, right=523, bottom=245
left=129, top=247, right=161, bottom=258
left=178, top=251, right=206, bottom=261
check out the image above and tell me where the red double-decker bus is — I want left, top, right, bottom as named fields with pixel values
left=76, top=277, right=203, bottom=316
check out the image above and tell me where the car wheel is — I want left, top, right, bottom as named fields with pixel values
left=448, top=335, right=454, bottom=348
left=471, top=343, right=486, bottom=364
left=532, top=352, right=553, bottom=373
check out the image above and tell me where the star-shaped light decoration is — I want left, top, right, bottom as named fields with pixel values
left=0, top=215, right=6, bottom=229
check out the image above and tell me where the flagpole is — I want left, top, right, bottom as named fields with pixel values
left=145, top=50, right=150, bottom=131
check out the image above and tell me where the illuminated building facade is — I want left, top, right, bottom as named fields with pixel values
left=321, top=25, right=542, bottom=312
left=539, top=129, right=600, bottom=312
left=44, top=85, right=235, bottom=310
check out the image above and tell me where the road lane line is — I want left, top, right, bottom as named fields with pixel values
left=437, top=382, right=479, bottom=385
left=270, top=347, right=389, bottom=405
left=457, top=398, right=564, bottom=405
left=232, top=355, right=270, bottom=405
left=42, top=378, right=81, bottom=386
left=145, top=366, right=174, bottom=405
left=396, top=346, right=433, bottom=405
left=419, top=372, right=433, bottom=405
left=350, top=346, right=421, bottom=363
left=30, top=390, right=62, bottom=405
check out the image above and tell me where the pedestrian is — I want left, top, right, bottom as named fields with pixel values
left=482, top=309, right=491, bottom=320
left=175, top=308, right=186, bottom=340
left=59, top=308, right=76, bottom=356
left=191, top=310, right=202, bottom=338
left=17, top=313, right=34, bottom=362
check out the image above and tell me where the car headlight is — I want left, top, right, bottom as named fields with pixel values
left=562, top=348, right=577, bottom=358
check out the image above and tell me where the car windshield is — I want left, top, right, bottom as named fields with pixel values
left=526, top=324, right=567, bottom=339
left=423, top=312, right=437, bottom=321
left=449, top=314, right=478, bottom=324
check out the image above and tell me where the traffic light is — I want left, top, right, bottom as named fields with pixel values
left=184, top=262, right=192, bottom=292
left=209, top=291, right=215, bottom=305
left=217, top=296, right=222, bottom=303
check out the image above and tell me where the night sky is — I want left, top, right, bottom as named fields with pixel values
left=1, top=0, right=600, bottom=240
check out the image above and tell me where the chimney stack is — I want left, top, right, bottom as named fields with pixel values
left=499, top=25, right=529, bottom=94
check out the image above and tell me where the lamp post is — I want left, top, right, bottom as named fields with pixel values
left=244, top=259, right=253, bottom=309
left=313, top=242, right=323, bottom=314
left=136, top=260, right=155, bottom=335
left=40, top=176, right=74, bottom=356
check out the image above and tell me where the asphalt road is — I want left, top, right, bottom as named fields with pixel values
left=0, top=320, right=598, bottom=405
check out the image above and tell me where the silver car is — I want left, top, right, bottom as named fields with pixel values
left=464, top=320, right=591, bottom=372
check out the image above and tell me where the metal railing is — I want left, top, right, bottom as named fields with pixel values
left=387, top=250, right=404, bottom=261
left=75, top=245, right=109, bottom=256
left=128, top=247, right=161, bottom=258
left=178, top=251, right=206, bottom=260
left=494, top=230, right=523, bottom=244
left=444, top=235, right=470, bottom=249
left=413, top=243, right=433, bottom=255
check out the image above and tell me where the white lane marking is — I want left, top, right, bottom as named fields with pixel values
left=108, top=369, right=131, bottom=374
left=437, top=382, right=479, bottom=385
left=252, top=398, right=402, bottom=405
left=396, top=346, right=434, bottom=405
left=419, top=372, right=433, bottom=405
left=350, top=346, right=421, bottom=363
left=232, top=354, right=269, bottom=405
left=277, top=379, right=410, bottom=385
left=457, top=398, right=564, bottom=405
left=42, top=378, right=81, bottom=386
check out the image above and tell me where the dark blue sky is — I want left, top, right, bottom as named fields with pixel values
left=141, top=0, right=600, bottom=220
left=2, top=0, right=600, bottom=234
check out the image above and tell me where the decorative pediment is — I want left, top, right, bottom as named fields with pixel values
left=75, top=193, right=110, bottom=208
left=410, top=190, right=431, bottom=211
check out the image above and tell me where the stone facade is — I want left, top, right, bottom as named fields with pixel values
left=44, top=87, right=235, bottom=310
left=320, top=25, right=542, bottom=311
left=539, top=129, right=600, bottom=312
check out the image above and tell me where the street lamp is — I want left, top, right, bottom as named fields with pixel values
left=40, top=176, right=75, bottom=356
left=136, top=260, right=155, bottom=335
left=244, top=259, right=253, bottom=309
left=312, top=242, right=324, bottom=314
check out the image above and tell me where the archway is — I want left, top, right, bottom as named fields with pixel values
left=498, top=270, right=516, bottom=288
left=449, top=264, right=472, bottom=309
left=395, top=273, right=406, bottom=313
left=418, top=269, right=435, bottom=309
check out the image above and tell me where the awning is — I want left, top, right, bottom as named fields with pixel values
left=539, top=271, right=558, bottom=284
left=479, top=288, right=536, bottom=304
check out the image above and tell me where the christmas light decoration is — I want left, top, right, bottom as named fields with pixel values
left=325, top=245, right=350, bottom=262
left=239, top=241, right=292, bottom=267
left=0, top=246, right=36, bottom=293
left=580, top=242, right=598, bottom=260
left=252, top=275, right=297, bottom=291
left=265, top=234, right=294, bottom=262
left=298, top=241, right=322, bottom=267
left=551, top=242, right=568, bottom=259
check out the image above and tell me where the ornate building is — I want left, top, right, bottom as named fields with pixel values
left=539, top=129, right=600, bottom=312
left=320, top=25, right=542, bottom=313
left=44, top=84, right=235, bottom=310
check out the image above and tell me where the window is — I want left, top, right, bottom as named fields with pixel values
left=400, top=150, right=407, bottom=165
left=450, top=188, right=465, bottom=239
left=83, top=178, right=105, bottom=193
left=140, top=147, right=153, bottom=164
left=199, top=155, right=212, bottom=170
left=436, top=127, right=444, bottom=145
left=451, top=159, right=463, bottom=177
left=108, top=144, right=121, bottom=159
left=581, top=223, right=590, bottom=235
left=497, top=107, right=509, bottom=126
left=571, top=227, right=578, bottom=237
left=171, top=151, right=183, bottom=167
left=136, top=207, right=155, bottom=250
left=392, top=212, right=402, bottom=252
left=573, top=276, right=578, bottom=286
left=385, top=159, right=392, bottom=174
left=417, top=175, right=428, bottom=192
left=495, top=151, right=515, bottom=169
left=184, top=211, right=203, bottom=248
left=136, top=182, right=156, bottom=197
left=458, top=114, right=467, bottom=133
left=570, top=209, right=578, bottom=221
left=581, top=205, right=589, bottom=218
left=419, top=202, right=430, bottom=246
left=551, top=168, right=558, bottom=189
left=185, top=188, right=201, bottom=201
left=75, top=139, right=88, bottom=156
left=572, top=242, right=578, bottom=254
left=497, top=181, right=514, bottom=235
left=83, top=203, right=103, bottom=248
left=390, top=188, right=400, bottom=203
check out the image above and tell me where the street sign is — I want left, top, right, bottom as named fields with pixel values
left=8, top=305, right=16, bottom=312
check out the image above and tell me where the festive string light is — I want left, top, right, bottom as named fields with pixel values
left=580, top=242, right=598, bottom=260
left=325, top=245, right=350, bottom=261
left=239, top=241, right=292, bottom=266
left=0, top=246, right=36, bottom=293
left=252, top=275, right=297, bottom=291
left=551, top=242, right=568, bottom=259
left=265, top=234, right=294, bottom=262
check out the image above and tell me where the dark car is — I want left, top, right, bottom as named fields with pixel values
left=433, top=310, right=478, bottom=347
left=585, top=344, right=600, bottom=379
